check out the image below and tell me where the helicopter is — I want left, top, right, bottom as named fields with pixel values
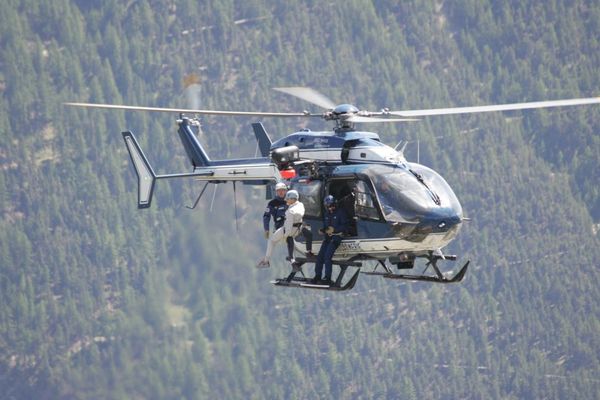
left=65, top=87, right=600, bottom=291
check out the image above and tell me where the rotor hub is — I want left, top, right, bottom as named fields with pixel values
left=324, top=104, right=360, bottom=131
left=333, top=104, right=359, bottom=115
left=324, top=104, right=359, bottom=121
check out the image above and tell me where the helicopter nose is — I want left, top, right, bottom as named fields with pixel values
left=422, top=208, right=462, bottom=233
left=398, top=209, right=462, bottom=242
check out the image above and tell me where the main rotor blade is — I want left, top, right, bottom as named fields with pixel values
left=347, top=115, right=419, bottom=123
left=63, top=102, right=318, bottom=118
left=273, top=87, right=337, bottom=110
left=389, top=97, right=600, bottom=117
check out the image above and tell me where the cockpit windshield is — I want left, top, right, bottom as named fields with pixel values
left=408, top=163, right=462, bottom=213
left=364, top=164, right=462, bottom=223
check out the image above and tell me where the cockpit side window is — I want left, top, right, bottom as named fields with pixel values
left=293, top=180, right=322, bottom=218
left=354, top=180, right=380, bottom=221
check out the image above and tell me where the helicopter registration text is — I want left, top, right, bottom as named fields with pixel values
left=338, top=241, right=362, bottom=252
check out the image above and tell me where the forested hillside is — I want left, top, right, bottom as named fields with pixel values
left=1, top=1, right=599, bottom=398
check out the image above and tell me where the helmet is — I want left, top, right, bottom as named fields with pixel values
left=285, top=190, right=299, bottom=200
left=275, top=182, right=287, bottom=191
left=324, top=195, right=336, bottom=206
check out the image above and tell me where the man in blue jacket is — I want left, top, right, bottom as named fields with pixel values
left=256, top=182, right=288, bottom=268
left=263, top=182, right=288, bottom=238
left=313, top=195, right=349, bottom=285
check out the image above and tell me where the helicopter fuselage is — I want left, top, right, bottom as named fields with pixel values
left=276, top=132, right=464, bottom=263
left=67, top=87, right=600, bottom=287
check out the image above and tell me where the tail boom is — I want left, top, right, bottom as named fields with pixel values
left=122, top=130, right=281, bottom=209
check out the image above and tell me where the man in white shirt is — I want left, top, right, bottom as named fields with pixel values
left=256, top=190, right=311, bottom=268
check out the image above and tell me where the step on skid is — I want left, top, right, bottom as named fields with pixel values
left=271, top=257, right=361, bottom=291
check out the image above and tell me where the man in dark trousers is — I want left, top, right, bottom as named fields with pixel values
left=313, top=195, right=349, bottom=285
left=257, top=182, right=288, bottom=268
left=263, top=182, right=288, bottom=238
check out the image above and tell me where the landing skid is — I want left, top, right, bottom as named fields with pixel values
left=363, top=261, right=469, bottom=283
left=271, top=257, right=361, bottom=291
left=270, top=253, right=468, bottom=290
left=362, top=253, right=469, bottom=284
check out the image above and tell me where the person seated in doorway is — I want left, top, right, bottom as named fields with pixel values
left=312, top=195, right=349, bottom=285
left=286, top=228, right=314, bottom=265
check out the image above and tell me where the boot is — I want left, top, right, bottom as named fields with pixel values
left=291, top=262, right=302, bottom=273
left=321, top=276, right=333, bottom=286
left=255, top=259, right=270, bottom=269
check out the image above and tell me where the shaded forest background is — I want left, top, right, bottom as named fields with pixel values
left=1, top=0, right=599, bottom=398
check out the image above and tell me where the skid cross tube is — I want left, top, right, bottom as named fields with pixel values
left=381, top=261, right=469, bottom=283
left=362, top=253, right=469, bottom=284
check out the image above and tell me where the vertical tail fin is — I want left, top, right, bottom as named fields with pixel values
left=177, top=117, right=211, bottom=167
left=252, top=122, right=272, bottom=157
left=122, top=131, right=157, bottom=208
left=252, top=123, right=274, bottom=199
